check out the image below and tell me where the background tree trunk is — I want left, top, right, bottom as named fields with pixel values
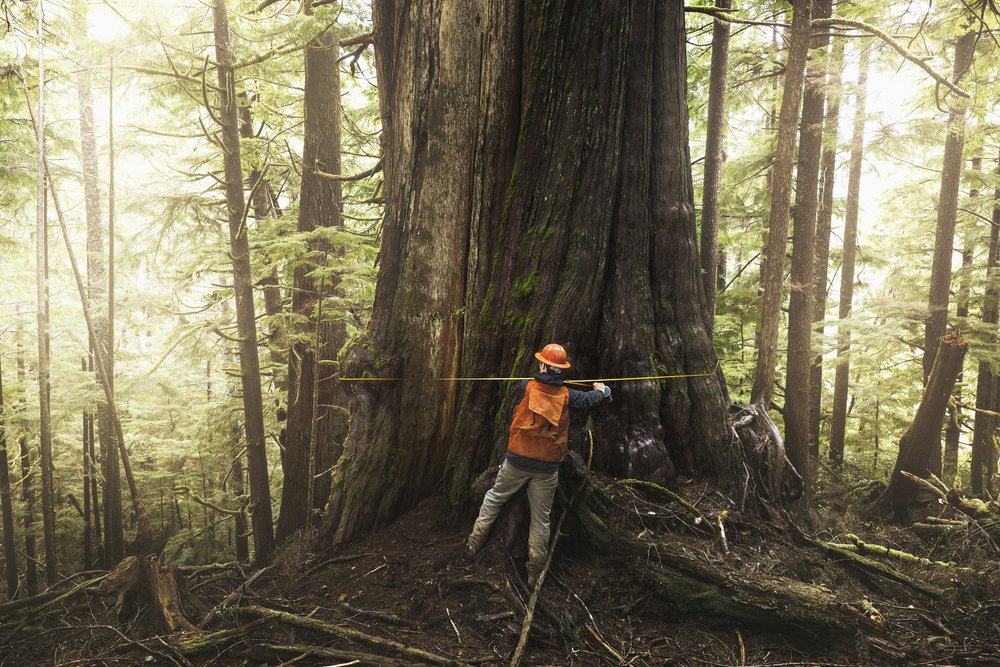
left=971, top=153, right=1000, bottom=496
left=0, top=356, right=18, bottom=600
left=878, top=332, right=967, bottom=516
left=810, top=37, right=843, bottom=456
left=211, top=0, right=275, bottom=563
left=751, top=0, right=814, bottom=407
left=16, top=336, right=37, bottom=596
left=699, top=0, right=731, bottom=331
left=785, top=0, right=832, bottom=498
left=829, top=44, right=870, bottom=465
left=922, top=28, right=975, bottom=383
left=276, top=16, right=348, bottom=542
left=323, top=1, right=742, bottom=546
left=943, top=238, right=973, bottom=480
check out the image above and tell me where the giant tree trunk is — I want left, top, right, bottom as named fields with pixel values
left=877, top=331, right=967, bottom=517
left=77, top=48, right=124, bottom=567
left=785, top=0, right=832, bottom=498
left=0, top=357, right=18, bottom=599
left=750, top=0, right=814, bottom=407
left=810, top=37, right=844, bottom=454
left=971, top=157, right=1000, bottom=496
left=323, top=1, right=745, bottom=546
left=276, top=18, right=348, bottom=542
left=829, top=44, right=870, bottom=465
left=922, top=28, right=975, bottom=384
left=211, top=0, right=275, bottom=563
left=698, top=0, right=731, bottom=331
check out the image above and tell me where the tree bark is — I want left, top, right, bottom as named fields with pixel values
left=828, top=44, right=870, bottom=465
left=877, top=331, right=967, bottom=517
left=15, top=335, right=37, bottom=596
left=699, top=0, right=731, bottom=332
left=322, top=1, right=743, bottom=546
left=751, top=0, right=815, bottom=407
left=971, top=154, right=1000, bottom=496
left=922, top=28, right=976, bottom=383
left=277, top=15, right=348, bottom=542
left=0, top=356, right=18, bottom=599
left=785, top=0, right=832, bottom=498
left=810, top=37, right=844, bottom=456
left=212, top=0, right=275, bottom=563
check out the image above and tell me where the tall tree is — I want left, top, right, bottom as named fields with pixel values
left=810, top=38, right=844, bottom=455
left=971, top=152, right=1000, bottom=496
left=322, top=1, right=746, bottom=545
left=828, top=45, right=870, bottom=465
left=34, top=5, right=58, bottom=585
left=0, top=355, right=18, bottom=599
left=699, top=0, right=731, bottom=330
left=16, top=332, right=37, bottom=596
left=751, top=0, right=815, bottom=407
left=211, top=0, right=275, bottom=563
left=76, top=27, right=124, bottom=566
left=785, top=0, right=833, bottom=494
left=276, top=6, right=348, bottom=542
left=922, top=25, right=976, bottom=383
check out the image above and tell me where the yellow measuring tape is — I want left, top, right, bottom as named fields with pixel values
left=338, top=371, right=715, bottom=384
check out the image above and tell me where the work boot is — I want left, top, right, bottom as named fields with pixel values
left=465, top=533, right=484, bottom=561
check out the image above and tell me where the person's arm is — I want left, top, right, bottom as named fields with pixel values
left=568, top=383, right=608, bottom=413
left=512, top=380, right=528, bottom=408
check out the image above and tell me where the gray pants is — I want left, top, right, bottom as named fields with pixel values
left=467, top=459, right=559, bottom=578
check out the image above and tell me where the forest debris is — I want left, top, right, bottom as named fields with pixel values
left=835, top=534, right=972, bottom=572
left=263, top=643, right=414, bottom=667
left=606, top=478, right=715, bottom=532
left=199, top=564, right=269, bottom=627
left=337, top=593, right=410, bottom=626
left=242, top=605, right=473, bottom=665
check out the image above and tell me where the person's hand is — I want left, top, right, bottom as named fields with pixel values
left=593, top=382, right=611, bottom=397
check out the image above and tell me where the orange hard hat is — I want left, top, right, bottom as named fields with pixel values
left=535, top=343, right=571, bottom=369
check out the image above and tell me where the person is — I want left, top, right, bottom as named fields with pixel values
left=465, top=343, right=611, bottom=585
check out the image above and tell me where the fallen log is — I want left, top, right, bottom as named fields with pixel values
left=837, top=534, right=971, bottom=571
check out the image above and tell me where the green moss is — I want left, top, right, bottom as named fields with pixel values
left=512, top=272, right=541, bottom=300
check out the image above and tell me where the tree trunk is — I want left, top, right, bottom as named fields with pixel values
left=211, top=0, right=275, bottom=564
left=810, top=37, right=844, bottom=456
left=15, top=335, right=37, bottom=597
left=81, top=359, right=92, bottom=570
left=971, top=155, right=1000, bottom=496
left=277, top=17, right=348, bottom=542
left=877, top=331, right=967, bottom=517
left=34, top=19, right=57, bottom=584
left=238, top=96, right=285, bottom=377
left=698, top=0, right=731, bottom=332
left=922, top=28, right=975, bottom=383
left=943, top=236, right=974, bottom=481
left=751, top=0, right=815, bottom=407
left=77, top=52, right=124, bottom=567
left=829, top=44, right=870, bottom=465
left=231, top=445, right=249, bottom=562
left=0, top=356, right=18, bottom=599
left=322, top=1, right=748, bottom=546
left=785, top=0, right=832, bottom=498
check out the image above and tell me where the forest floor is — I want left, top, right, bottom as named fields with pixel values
left=3, top=467, right=1000, bottom=666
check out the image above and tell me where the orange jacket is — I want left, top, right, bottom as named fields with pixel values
left=507, top=380, right=570, bottom=463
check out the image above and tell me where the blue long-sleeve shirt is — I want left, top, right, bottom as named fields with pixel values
left=505, top=372, right=605, bottom=473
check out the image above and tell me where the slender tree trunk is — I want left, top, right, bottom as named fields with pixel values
left=81, top=358, right=92, bottom=570
left=877, top=332, right=967, bottom=517
left=277, top=17, right=348, bottom=542
left=16, top=331, right=37, bottom=596
left=785, top=0, right=832, bottom=497
left=971, top=154, right=1000, bottom=496
left=751, top=0, right=815, bottom=407
left=0, top=356, right=18, bottom=599
left=944, top=207, right=975, bottom=481
left=238, top=97, right=285, bottom=377
left=922, top=28, right=976, bottom=382
left=34, top=11, right=57, bottom=584
left=323, top=1, right=744, bottom=546
left=232, top=445, right=249, bottom=562
left=699, top=0, right=731, bottom=331
left=829, top=45, right=870, bottom=465
left=211, top=0, right=275, bottom=563
left=810, top=37, right=843, bottom=456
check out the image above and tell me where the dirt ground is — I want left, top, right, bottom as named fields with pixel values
left=3, top=471, right=1000, bottom=666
